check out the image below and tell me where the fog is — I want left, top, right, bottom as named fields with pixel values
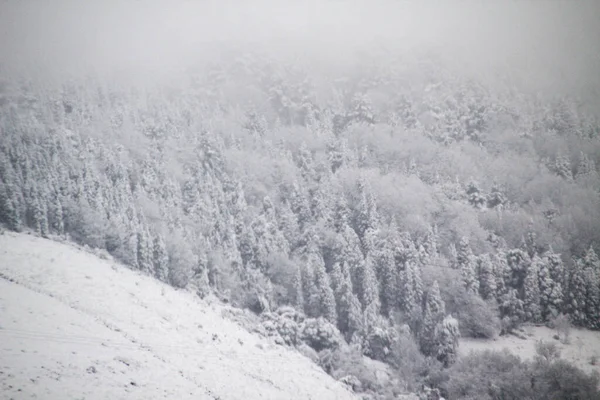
left=1, top=0, right=599, bottom=100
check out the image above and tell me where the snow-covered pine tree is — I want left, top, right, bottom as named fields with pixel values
left=290, top=181, right=312, bottom=232
left=428, top=280, right=446, bottom=317
left=419, top=280, right=446, bottom=356
left=487, top=182, right=507, bottom=209
left=566, top=258, right=587, bottom=326
left=523, top=255, right=542, bottom=323
left=582, top=247, right=600, bottom=329
left=420, top=302, right=437, bottom=356
left=477, top=253, right=497, bottom=300
left=576, top=151, right=597, bottom=179
left=555, top=154, right=573, bottom=181
left=33, top=195, right=49, bottom=238
left=153, top=233, right=169, bottom=283
left=334, top=261, right=363, bottom=339
left=457, top=236, right=473, bottom=270
left=277, top=198, right=299, bottom=250
left=435, top=315, right=460, bottom=367
left=357, top=255, right=381, bottom=318
left=313, top=256, right=337, bottom=324
left=398, top=260, right=423, bottom=321
left=538, top=253, right=561, bottom=320
left=458, top=238, right=478, bottom=294
left=505, top=248, right=530, bottom=292
left=136, top=223, right=154, bottom=275
left=354, top=178, right=380, bottom=240
left=492, top=250, right=509, bottom=301
left=543, top=248, right=565, bottom=314
left=0, top=180, right=21, bottom=231
left=423, top=224, right=439, bottom=259
left=499, top=288, right=525, bottom=329
left=374, top=238, right=396, bottom=317
left=48, top=193, right=65, bottom=236
left=466, top=180, right=486, bottom=209
left=292, top=262, right=305, bottom=313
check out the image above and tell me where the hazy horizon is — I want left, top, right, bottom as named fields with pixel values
left=1, top=0, right=599, bottom=103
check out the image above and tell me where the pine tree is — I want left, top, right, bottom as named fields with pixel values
left=238, top=224, right=257, bottom=269
left=399, top=260, right=423, bottom=317
left=354, top=178, right=379, bottom=239
left=487, top=183, right=507, bottom=209
left=492, top=250, right=509, bottom=300
left=297, top=142, right=315, bottom=182
left=448, top=242, right=458, bottom=269
left=48, top=194, right=65, bottom=236
left=466, top=180, right=486, bottom=209
left=153, top=233, right=169, bottom=283
left=582, top=247, right=600, bottom=329
left=329, top=262, right=344, bottom=296
left=532, top=256, right=563, bottom=320
left=499, top=288, right=525, bottom=327
left=420, top=302, right=437, bottom=356
left=566, top=258, right=587, bottom=326
left=340, top=223, right=364, bottom=286
left=362, top=226, right=379, bottom=257
left=428, top=280, right=446, bottom=317
left=335, top=262, right=363, bottom=339
left=420, top=280, right=446, bottom=356
left=524, top=228, right=538, bottom=258
left=505, top=248, right=530, bottom=292
left=125, top=229, right=139, bottom=269
left=357, top=255, right=381, bottom=319
left=326, top=137, right=351, bottom=173
left=0, top=181, right=20, bottom=231
left=576, top=151, right=596, bottom=179
left=32, top=196, right=49, bottom=238
left=457, top=236, right=473, bottom=270
left=313, top=257, right=337, bottom=324
left=290, top=181, right=312, bottom=232
left=477, top=254, right=497, bottom=300
left=375, top=240, right=396, bottom=317
left=330, top=195, right=350, bottom=234
left=555, top=154, right=573, bottom=181
left=292, top=262, right=305, bottom=313
left=458, top=238, right=478, bottom=294
left=542, top=248, right=565, bottom=315
left=423, top=224, right=439, bottom=259
left=523, top=255, right=542, bottom=323
left=309, top=184, right=331, bottom=223
left=137, top=225, right=154, bottom=274
left=435, top=315, right=460, bottom=367
left=277, top=198, right=299, bottom=250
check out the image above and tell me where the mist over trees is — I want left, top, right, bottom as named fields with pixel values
left=1, top=0, right=600, bottom=397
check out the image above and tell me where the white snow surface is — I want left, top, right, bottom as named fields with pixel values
left=0, top=232, right=356, bottom=400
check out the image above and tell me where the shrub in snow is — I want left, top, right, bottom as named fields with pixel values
left=534, top=340, right=561, bottom=363
left=297, top=342, right=320, bottom=363
left=301, top=317, right=343, bottom=352
left=261, top=306, right=305, bottom=346
left=362, top=326, right=398, bottom=362
left=339, top=375, right=362, bottom=392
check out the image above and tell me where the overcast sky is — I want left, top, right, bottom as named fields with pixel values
left=1, top=0, right=599, bottom=100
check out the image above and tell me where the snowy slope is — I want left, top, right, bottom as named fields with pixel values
left=460, top=325, right=600, bottom=376
left=0, top=232, right=356, bottom=400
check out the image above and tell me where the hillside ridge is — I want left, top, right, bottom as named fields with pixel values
left=0, top=231, right=356, bottom=400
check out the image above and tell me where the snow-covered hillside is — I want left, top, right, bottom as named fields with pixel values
left=0, top=232, right=356, bottom=400
left=460, top=325, right=600, bottom=376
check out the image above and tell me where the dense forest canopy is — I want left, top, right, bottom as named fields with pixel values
left=1, top=0, right=600, bottom=397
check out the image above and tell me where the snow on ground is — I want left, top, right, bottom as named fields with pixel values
left=460, top=325, right=600, bottom=376
left=0, top=232, right=357, bottom=400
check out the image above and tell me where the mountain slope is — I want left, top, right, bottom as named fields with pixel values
left=0, top=232, right=356, bottom=400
